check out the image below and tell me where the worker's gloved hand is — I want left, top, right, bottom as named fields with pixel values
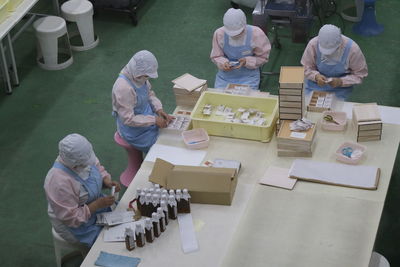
left=234, top=58, right=246, bottom=69
left=222, top=62, right=232, bottom=71
left=157, top=109, right=174, bottom=124
left=155, top=116, right=168, bottom=128
left=315, top=74, right=327, bottom=87
left=329, top=77, right=343, bottom=88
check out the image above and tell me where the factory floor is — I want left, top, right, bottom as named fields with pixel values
left=0, top=0, right=398, bottom=266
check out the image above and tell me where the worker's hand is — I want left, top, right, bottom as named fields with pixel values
left=328, top=77, right=343, bottom=88
left=155, top=116, right=168, bottom=128
left=234, top=58, right=246, bottom=69
left=96, top=196, right=116, bottom=209
left=157, top=109, right=174, bottom=124
left=104, top=180, right=121, bottom=193
left=222, top=62, right=233, bottom=71
left=315, top=74, right=327, bottom=87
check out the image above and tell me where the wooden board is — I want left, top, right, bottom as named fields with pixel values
left=279, top=88, right=303, bottom=96
left=280, top=113, right=302, bottom=120
left=277, top=120, right=316, bottom=144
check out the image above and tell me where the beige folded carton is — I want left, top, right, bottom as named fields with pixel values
left=149, top=158, right=238, bottom=205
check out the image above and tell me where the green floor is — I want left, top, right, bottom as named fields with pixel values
left=0, top=0, right=399, bottom=266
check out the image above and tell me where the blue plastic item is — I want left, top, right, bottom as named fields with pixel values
left=353, top=0, right=384, bottom=36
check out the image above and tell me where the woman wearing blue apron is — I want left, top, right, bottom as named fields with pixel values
left=301, top=24, right=368, bottom=100
left=112, top=50, right=173, bottom=153
left=44, top=134, right=121, bottom=247
left=211, top=8, right=271, bottom=90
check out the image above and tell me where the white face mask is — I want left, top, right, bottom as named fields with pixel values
left=321, top=45, right=344, bottom=65
left=135, top=76, right=149, bottom=85
left=74, top=165, right=91, bottom=180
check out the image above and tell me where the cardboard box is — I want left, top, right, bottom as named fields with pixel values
left=149, top=158, right=238, bottom=205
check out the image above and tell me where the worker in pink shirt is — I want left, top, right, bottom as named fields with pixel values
left=210, top=8, right=271, bottom=90
left=44, top=134, right=121, bottom=247
left=112, top=50, right=173, bottom=153
left=301, top=24, right=368, bottom=100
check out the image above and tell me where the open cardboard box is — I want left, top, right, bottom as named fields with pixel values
left=149, top=158, right=238, bottom=205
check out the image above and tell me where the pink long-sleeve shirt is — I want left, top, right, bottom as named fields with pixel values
left=111, top=69, right=163, bottom=127
left=44, top=156, right=110, bottom=229
left=210, top=25, right=271, bottom=70
left=301, top=36, right=368, bottom=87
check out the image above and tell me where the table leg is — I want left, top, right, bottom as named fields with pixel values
left=53, top=0, right=60, bottom=15
left=0, top=40, right=12, bottom=94
left=7, top=34, right=19, bottom=86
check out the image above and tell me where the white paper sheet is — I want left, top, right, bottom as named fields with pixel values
left=103, top=221, right=145, bottom=242
left=289, top=159, right=379, bottom=189
left=145, top=144, right=206, bottom=166
left=259, top=166, right=297, bottom=190
left=177, top=214, right=199, bottom=254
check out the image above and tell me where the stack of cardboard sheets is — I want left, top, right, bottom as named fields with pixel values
left=277, top=120, right=316, bottom=157
left=172, top=73, right=207, bottom=107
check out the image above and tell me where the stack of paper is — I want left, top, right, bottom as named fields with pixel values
left=289, top=159, right=380, bottom=190
left=172, top=73, right=207, bottom=107
left=277, top=120, right=316, bottom=157
left=96, top=210, right=135, bottom=226
left=352, top=103, right=382, bottom=142
left=278, top=66, right=305, bottom=120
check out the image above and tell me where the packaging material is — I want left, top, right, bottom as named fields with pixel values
left=277, top=120, right=316, bottom=157
left=279, top=66, right=304, bottom=89
left=172, top=73, right=208, bottom=108
left=279, top=66, right=305, bottom=121
left=352, top=103, right=382, bottom=142
left=191, top=91, right=278, bottom=142
left=148, top=158, right=238, bottom=205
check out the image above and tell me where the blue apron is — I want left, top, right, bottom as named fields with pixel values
left=113, top=74, right=159, bottom=153
left=305, top=39, right=354, bottom=100
left=53, top=162, right=108, bottom=247
left=215, top=25, right=260, bottom=90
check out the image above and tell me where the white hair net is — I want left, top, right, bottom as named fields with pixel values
left=223, top=8, right=246, bottom=36
left=58, top=134, right=96, bottom=168
left=318, top=24, right=342, bottom=55
left=126, top=50, right=158, bottom=79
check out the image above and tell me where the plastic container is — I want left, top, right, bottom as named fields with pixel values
left=191, top=91, right=279, bottom=142
left=7, top=0, right=23, bottom=12
left=182, top=128, right=209, bottom=149
left=0, top=0, right=9, bottom=23
left=335, top=141, right=367, bottom=164
left=321, top=111, right=347, bottom=131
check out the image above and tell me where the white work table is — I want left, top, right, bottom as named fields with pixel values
left=0, top=0, right=39, bottom=94
left=81, top=102, right=400, bottom=267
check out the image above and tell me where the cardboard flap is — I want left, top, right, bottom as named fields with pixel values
left=148, top=158, right=175, bottom=187
left=167, top=166, right=236, bottom=193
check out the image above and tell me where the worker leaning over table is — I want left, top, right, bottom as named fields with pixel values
left=112, top=50, right=174, bottom=153
left=44, top=133, right=121, bottom=247
left=210, top=8, right=271, bottom=90
left=301, top=24, right=368, bottom=100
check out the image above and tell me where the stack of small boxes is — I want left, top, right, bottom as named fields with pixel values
left=352, top=103, right=382, bottom=142
left=277, top=120, right=316, bottom=157
left=278, top=66, right=306, bottom=121
left=172, top=73, right=207, bottom=107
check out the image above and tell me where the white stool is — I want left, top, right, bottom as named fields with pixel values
left=61, top=0, right=99, bottom=51
left=33, top=16, right=73, bottom=71
left=369, top=252, right=390, bottom=267
left=52, top=228, right=88, bottom=267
